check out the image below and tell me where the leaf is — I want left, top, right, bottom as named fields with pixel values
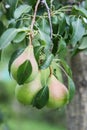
left=0, top=21, right=5, bottom=36
left=37, top=18, right=52, bottom=51
left=25, top=0, right=37, bottom=6
left=6, top=0, right=18, bottom=18
left=68, top=77, right=75, bottom=102
left=58, top=13, right=66, bottom=35
left=32, top=86, right=49, bottom=109
left=52, top=15, right=58, bottom=25
left=13, top=32, right=26, bottom=43
left=34, top=45, right=43, bottom=62
left=8, top=49, right=24, bottom=74
left=17, top=60, right=32, bottom=85
left=40, top=54, right=54, bottom=69
left=14, top=4, right=32, bottom=19
left=71, top=18, right=85, bottom=47
left=57, top=38, right=67, bottom=59
left=0, top=28, right=17, bottom=49
left=37, top=18, right=50, bottom=34
left=72, top=5, right=87, bottom=18
left=60, top=59, right=72, bottom=78
left=39, top=31, right=52, bottom=50
left=51, top=62, right=63, bottom=82
left=78, top=36, right=87, bottom=50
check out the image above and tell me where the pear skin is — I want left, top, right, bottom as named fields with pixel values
left=11, top=45, right=38, bottom=83
left=47, top=75, right=69, bottom=108
left=15, top=72, right=42, bottom=105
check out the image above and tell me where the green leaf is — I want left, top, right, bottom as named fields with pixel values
left=60, top=59, right=72, bottom=78
left=37, top=18, right=50, bottom=34
left=78, top=36, right=87, bottom=50
left=0, top=21, right=5, bottom=36
left=85, top=0, right=87, bottom=9
left=68, top=77, right=75, bottom=102
left=32, top=86, right=49, bottom=109
left=58, top=13, right=66, bottom=35
left=8, top=49, right=24, bottom=74
left=57, top=38, right=67, bottom=59
left=37, top=18, right=52, bottom=51
left=6, top=0, right=18, bottom=18
left=0, top=28, right=17, bottom=49
left=72, top=5, right=87, bottom=18
left=25, top=0, right=37, bottom=6
left=51, top=62, right=63, bottom=82
left=34, top=45, right=43, bottom=62
left=17, top=60, right=32, bottom=85
left=39, top=31, right=52, bottom=50
left=14, top=4, right=32, bottom=19
left=71, top=18, right=85, bottom=47
left=41, top=54, right=54, bottom=69
left=13, top=32, right=26, bottom=43
left=52, top=15, right=58, bottom=25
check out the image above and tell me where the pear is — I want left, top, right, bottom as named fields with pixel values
left=47, top=75, right=69, bottom=108
left=40, top=68, right=50, bottom=87
left=15, top=72, right=42, bottom=105
left=11, top=45, right=38, bottom=83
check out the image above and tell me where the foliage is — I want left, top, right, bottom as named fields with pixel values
left=0, top=0, right=87, bottom=109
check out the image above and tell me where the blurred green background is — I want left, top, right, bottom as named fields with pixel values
left=0, top=46, right=67, bottom=130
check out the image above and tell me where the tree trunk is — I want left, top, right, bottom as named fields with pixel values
left=66, top=53, right=87, bottom=130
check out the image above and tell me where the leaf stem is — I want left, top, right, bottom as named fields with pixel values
left=29, top=0, right=40, bottom=45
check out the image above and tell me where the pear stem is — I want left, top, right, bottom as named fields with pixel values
left=29, top=0, right=40, bottom=45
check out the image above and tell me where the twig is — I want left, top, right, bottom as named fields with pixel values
left=29, top=0, right=40, bottom=45
left=42, top=0, right=53, bottom=40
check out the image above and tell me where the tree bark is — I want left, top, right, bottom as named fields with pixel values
left=66, top=53, right=87, bottom=130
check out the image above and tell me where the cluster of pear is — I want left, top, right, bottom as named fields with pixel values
left=11, top=44, right=69, bottom=109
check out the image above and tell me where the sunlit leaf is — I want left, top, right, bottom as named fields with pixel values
left=14, top=5, right=32, bottom=19
left=41, top=54, right=54, bottom=69
left=72, top=5, right=87, bottom=18
left=71, top=18, right=85, bottom=47
left=79, top=36, right=87, bottom=49
left=0, top=28, right=17, bottom=49
left=13, top=32, right=26, bottom=43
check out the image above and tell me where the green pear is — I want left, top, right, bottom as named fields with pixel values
left=11, top=45, right=38, bottom=83
left=15, top=72, right=42, bottom=105
left=40, top=68, right=50, bottom=87
left=47, top=75, right=69, bottom=108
